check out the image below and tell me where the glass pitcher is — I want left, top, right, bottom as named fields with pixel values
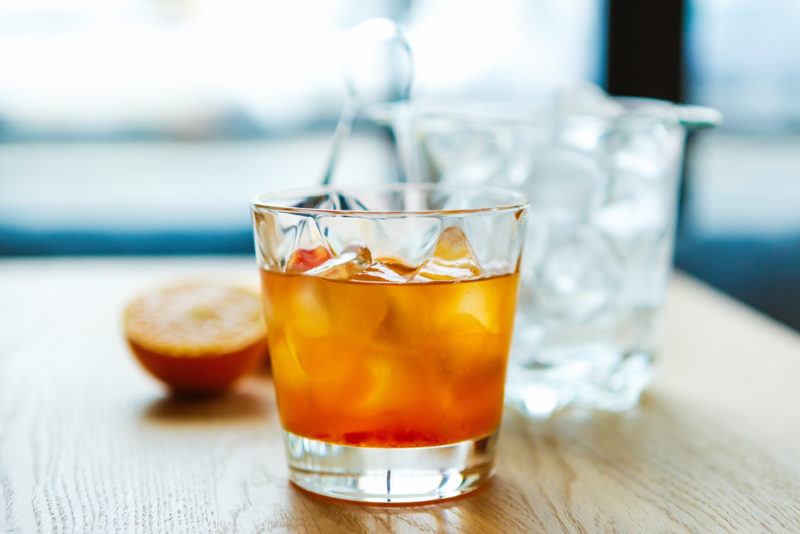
left=370, top=92, right=720, bottom=417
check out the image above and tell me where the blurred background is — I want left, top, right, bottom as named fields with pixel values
left=1, top=0, right=798, bottom=330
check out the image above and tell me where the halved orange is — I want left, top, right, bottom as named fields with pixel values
left=123, top=281, right=268, bottom=393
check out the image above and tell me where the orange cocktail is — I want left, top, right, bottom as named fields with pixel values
left=261, top=265, right=518, bottom=447
left=252, top=184, right=527, bottom=503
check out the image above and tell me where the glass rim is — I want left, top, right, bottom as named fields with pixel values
left=251, top=183, right=528, bottom=217
left=366, top=97, right=720, bottom=129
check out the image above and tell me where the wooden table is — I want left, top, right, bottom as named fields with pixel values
left=1, top=258, right=799, bottom=533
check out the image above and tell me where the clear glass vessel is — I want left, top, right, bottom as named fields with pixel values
left=252, top=184, right=527, bottom=503
left=373, top=94, right=720, bottom=417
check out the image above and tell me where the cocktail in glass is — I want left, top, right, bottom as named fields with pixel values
left=252, top=184, right=527, bottom=503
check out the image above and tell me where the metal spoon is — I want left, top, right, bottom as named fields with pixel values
left=311, top=17, right=413, bottom=210
left=289, top=16, right=414, bottom=267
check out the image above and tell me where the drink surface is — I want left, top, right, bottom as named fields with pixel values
left=261, top=267, right=519, bottom=447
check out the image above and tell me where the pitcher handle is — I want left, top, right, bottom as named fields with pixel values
left=676, top=105, right=722, bottom=130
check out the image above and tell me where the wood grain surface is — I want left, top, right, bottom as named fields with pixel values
left=1, top=258, right=799, bottom=533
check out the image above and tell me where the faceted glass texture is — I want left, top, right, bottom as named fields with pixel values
left=252, top=183, right=527, bottom=503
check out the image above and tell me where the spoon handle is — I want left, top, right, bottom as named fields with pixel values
left=320, top=97, right=359, bottom=186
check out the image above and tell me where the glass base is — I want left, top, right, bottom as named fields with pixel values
left=283, top=430, right=497, bottom=503
left=506, top=348, right=654, bottom=418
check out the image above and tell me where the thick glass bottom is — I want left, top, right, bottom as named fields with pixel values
left=506, top=346, right=654, bottom=418
left=283, top=430, right=498, bottom=503
left=508, top=305, right=660, bottom=418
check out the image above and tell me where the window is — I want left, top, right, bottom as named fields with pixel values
left=0, top=0, right=602, bottom=254
left=680, top=0, right=800, bottom=328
